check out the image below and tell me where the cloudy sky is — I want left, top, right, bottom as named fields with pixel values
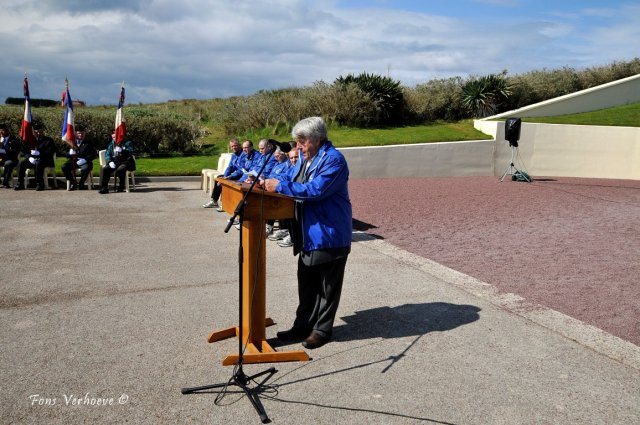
left=2, top=0, right=638, bottom=105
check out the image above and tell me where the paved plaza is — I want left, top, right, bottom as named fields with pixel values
left=1, top=180, right=639, bottom=424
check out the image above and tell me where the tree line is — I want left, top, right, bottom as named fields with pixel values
left=1, top=58, right=638, bottom=154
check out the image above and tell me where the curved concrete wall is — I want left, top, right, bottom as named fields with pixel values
left=487, top=73, right=640, bottom=119
left=339, top=140, right=494, bottom=178
left=339, top=122, right=639, bottom=181
left=340, top=75, right=639, bottom=181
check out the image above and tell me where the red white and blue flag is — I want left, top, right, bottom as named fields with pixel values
left=19, top=76, right=36, bottom=149
left=61, top=79, right=76, bottom=148
left=114, top=84, right=126, bottom=145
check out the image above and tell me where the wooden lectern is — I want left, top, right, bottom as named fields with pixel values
left=208, top=177, right=310, bottom=366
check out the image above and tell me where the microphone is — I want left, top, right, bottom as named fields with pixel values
left=267, top=139, right=291, bottom=153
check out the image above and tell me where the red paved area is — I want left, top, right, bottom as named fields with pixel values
left=349, top=176, right=640, bottom=346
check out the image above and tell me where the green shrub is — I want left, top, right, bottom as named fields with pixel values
left=404, top=77, right=466, bottom=122
left=334, top=73, right=404, bottom=126
left=0, top=105, right=201, bottom=154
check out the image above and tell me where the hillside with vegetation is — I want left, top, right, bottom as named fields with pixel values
left=1, top=57, right=638, bottom=162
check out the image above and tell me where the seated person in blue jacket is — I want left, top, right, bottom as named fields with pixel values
left=268, top=145, right=292, bottom=180
left=268, top=144, right=300, bottom=246
left=14, top=123, right=56, bottom=191
left=246, top=138, right=277, bottom=185
left=61, top=125, right=97, bottom=191
left=99, top=131, right=135, bottom=194
left=237, top=139, right=262, bottom=183
left=264, top=116, right=352, bottom=349
left=0, top=123, right=22, bottom=188
left=263, top=144, right=292, bottom=235
left=203, top=138, right=244, bottom=209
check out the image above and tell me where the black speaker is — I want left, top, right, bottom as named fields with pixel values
left=505, top=117, right=521, bottom=147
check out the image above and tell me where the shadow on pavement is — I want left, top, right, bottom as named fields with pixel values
left=334, top=302, right=481, bottom=342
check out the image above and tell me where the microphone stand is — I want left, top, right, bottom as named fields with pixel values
left=181, top=149, right=277, bottom=424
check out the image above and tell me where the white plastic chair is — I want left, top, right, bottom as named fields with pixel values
left=200, top=168, right=214, bottom=193
left=204, top=153, right=232, bottom=196
left=99, top=149, right=135, bottom=192
left=66, top=166, right=95, bottom=190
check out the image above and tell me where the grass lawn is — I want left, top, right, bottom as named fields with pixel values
left=128, top=120, right=491, bottom=176
left=49, top=103, right=637, bottom=177
left=520, top=102, right=640, bottom=127
left=53, top=156, right=218, bottom=177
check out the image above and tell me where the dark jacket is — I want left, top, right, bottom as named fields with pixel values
left=67, top=139, right=97, bottom=168
left=25, top=135, right=56, bottom=168
left=0, top=135, right=22, bottom=164
left=105, top=140, right=136, bottom=171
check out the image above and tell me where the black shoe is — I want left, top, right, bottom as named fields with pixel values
left=276, top=328, right=311, bottom=341
left=78, top=184, right=88, bottom=190
left=69, top=183, right=78, bottom=191
left=116, top=187, right=125, bottom=193
left=14, top=184, right=25, bottom=191
left=35, top=185, right=45, bottom=191
left=302, top=331, right=329, bottom=349
left=99, top=188, right=109, bottom=194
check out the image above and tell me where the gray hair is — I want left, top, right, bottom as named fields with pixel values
left=291, top=117, right=327, bottom=142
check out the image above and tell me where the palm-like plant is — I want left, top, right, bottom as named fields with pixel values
left=334, top=73, right=404, bottom=126
left=462, top=73, right=512, bottom=118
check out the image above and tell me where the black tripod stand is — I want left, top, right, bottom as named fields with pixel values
left=499, top=117, right=531, bottom=183
left=181, top=148, right=279, bottom=424
left=499, top=144, right=531, bottom=182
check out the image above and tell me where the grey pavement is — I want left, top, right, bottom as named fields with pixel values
left=1, top=181, right=639, bottom=425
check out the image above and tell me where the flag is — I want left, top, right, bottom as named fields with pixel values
left=114, top=84, right=126, bottom=145
left=61, top=79, right=76, bottom=149
left=19, top=77, right=36, bottom=149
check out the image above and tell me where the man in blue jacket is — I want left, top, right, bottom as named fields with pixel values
left=203, top=138, right=244, bottom=209
left=264, top=116, right=352, bottom=349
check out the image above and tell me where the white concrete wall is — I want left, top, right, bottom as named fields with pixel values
left=339, top=140, right=494, bottom=178
left=340, top=123, right=639, bottom=181
left=486, top=73, right=640, bottom=119
left=493, top=122, right=640, bottom=180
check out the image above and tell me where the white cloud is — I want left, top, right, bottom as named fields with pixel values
left=0, top=0, right=637, bottom=105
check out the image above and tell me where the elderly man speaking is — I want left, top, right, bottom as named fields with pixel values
left=264, top=116, right=352, bottom=349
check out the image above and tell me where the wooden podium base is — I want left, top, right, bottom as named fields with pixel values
left=208, top=318, right=310, bottom=366
left=209, top=177, right=310, bottom=366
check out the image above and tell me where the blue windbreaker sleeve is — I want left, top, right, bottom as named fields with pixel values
left=276, top=148, right=348, bottom=201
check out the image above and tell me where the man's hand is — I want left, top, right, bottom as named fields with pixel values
left=76, top=158, right=87, bottom=166
left=264, top=178, right=280, bottom=193
left=109, top=161, right=116, bottom=169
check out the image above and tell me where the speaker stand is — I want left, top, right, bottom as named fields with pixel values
left=500, top=146, right=531, bottom=182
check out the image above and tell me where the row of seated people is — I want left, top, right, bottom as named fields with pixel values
left=0, top=123, right=134, bottom=194
left=202, top=138, right=299, bottom=246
